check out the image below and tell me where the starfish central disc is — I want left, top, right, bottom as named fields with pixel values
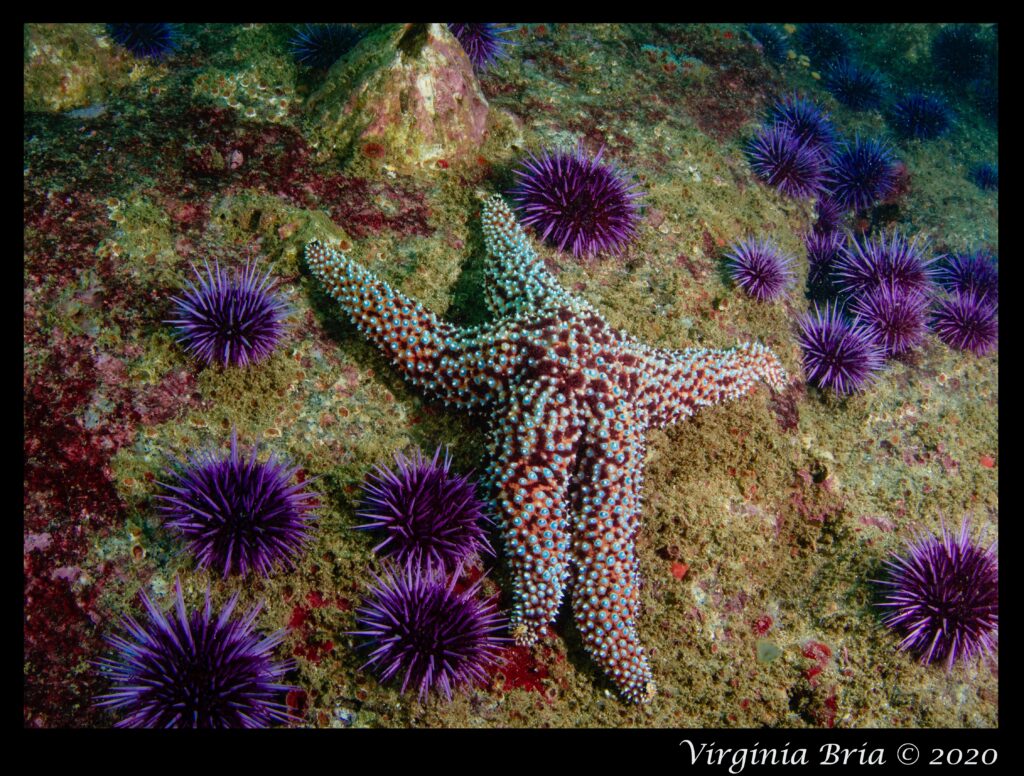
left=305, top=195, right=786, bottom=703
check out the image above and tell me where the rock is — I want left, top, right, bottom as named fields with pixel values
left=24, top=24, right=133, bottom=113
left=307, top=24, right=491, bottom=169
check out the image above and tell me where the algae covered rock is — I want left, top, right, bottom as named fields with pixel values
left=24, top=23, right=135, bottom=113
left=307, top=23, right=490, bottom=169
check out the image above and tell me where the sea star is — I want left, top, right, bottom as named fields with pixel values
left=305, top=195, right=787, bottom=703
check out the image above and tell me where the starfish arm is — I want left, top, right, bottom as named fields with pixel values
left=481, top=195, right=596, bottom=318
left=488, top=378, right=584, bottom=644
left=571, top=403, right=656, bottom=703
left=305, top=240, right=525, bottom=408
left=639, top=341, right=787, bottom=429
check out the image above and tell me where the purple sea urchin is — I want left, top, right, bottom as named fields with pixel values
left=746, top=23, right=788, bottom=64
left=835, top=231, right=936, bottom=297
left=289, top=23, right=364, bottom=69
left=797, top=302, right=885, bottom=395
left=931, top=290, right=998, bottom=355
left=510, top=145, right=643, bottom=259
left=850, top=283, right=929, bottom=356
left=877, top=518, right=998, bottom=668
left=447, top=23, right=513, bottom=72
left=888, top=93, right=952, bottom=140
left=157, top=431, right=318, bottom=578
left=167, top=260, right=289, bottom=368
left=724, top=237, right=795, bottom=302
left=106, top=23, right=180, bottom=60
left=814, top=197, right=846, bottom=235
left=356, top=446, right=491, bottom=574
left=768, top=93, right=836, bottom=154
left=352, top=565, right=507, bottom=700
left=94, top=578, right=296, bottom=727
left=937, top=250, right=998, bottom=302
left=932, top=24, right=992, bottom=82
left=823, top=58, right=887, bottom=111
left=747, top=124, right=829, bottom=199
left=969, top=162, right=998, bottom=191
left=805, top=230, right=845, bottom=298
left=827, top=136, right=899, bottom=212
left=796, top=23, right=851, bottom=65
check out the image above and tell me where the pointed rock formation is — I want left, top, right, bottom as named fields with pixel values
left=307, top=24, right=492, bottom=169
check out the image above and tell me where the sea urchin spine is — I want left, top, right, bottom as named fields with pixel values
left=510, top=145, right=643, bottom=259
left=877, top=518, right=998, bottom=668
left=289, top=23, right=364, bottom=69
left=724, top=237, right=795, bottom=302
left=447, top=23, right=513, bottom=72
left=356, top=446, right=491, bottom=574
left=834, top=230, right=936, bottom=297
left=95, top=578, right=296, bottom=728
left=827, top=136, right=899, bottom=213
left=931, top=290, right=998, bottom=356
left=157, top=431, right=318, bottom=578
left=352, top=565, right=507, bottom=700
left=106, top=23, right=180, bottom=60
left=850, top=283, right=929, bottom=357
left=747, top=124, right=829, bottom=199
left=167, top=260, right=289, bottom=368
left=797, top=302, right=885, bottom=395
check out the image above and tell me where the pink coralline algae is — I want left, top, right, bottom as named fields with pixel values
left=305, top=195, right=787, bottom=702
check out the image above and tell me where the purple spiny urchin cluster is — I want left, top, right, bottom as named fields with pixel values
left=351, top=565, right=507, bottom=700
left=95, top=578, right=296, bottom=727
left=834, top=230, right=936, bottom=297
left=356, top=446, right=491, bottom=574
left=447, top=23, right=513, bottom=72
left=797, top=302, right=885, bottom=396
left=157, top=431, right=318, bottom=578
left=352, top=445, right=507, bottom=701
left=931, top=290, right=998, bottom=356
left=724, top=237, right=794, bottom=302
left=826, top=136, right=900, bottom=213
left=850, top=283, right=930, bottom=356
left=510, top=145, right=643, bottom=259
left=876, top=519, right=998, bottom=668
left=168, top=260, right=289, bottom=368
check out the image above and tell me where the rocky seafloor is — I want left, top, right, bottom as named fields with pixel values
left=24, top=22, right=997, bottom=728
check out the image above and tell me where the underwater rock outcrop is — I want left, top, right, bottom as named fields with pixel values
left=307, top=23, right=491, bottom=169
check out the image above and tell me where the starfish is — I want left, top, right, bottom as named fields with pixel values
left=305, top=195, right=787, bottom=703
